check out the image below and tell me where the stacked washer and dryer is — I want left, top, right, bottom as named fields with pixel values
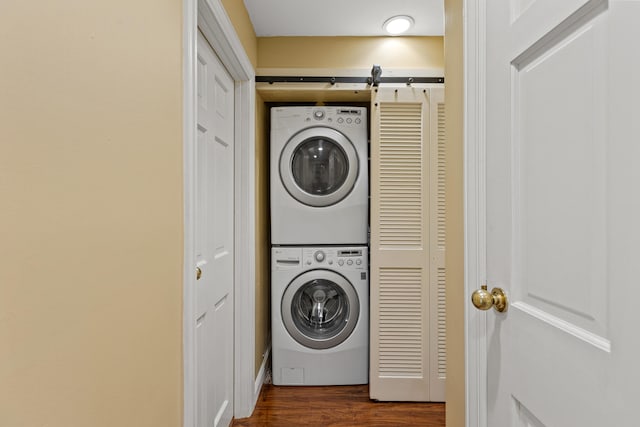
left=270, top=106, right=369, bottom=386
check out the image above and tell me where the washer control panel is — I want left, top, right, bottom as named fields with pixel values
left=301, top=247, right=367, bottom=270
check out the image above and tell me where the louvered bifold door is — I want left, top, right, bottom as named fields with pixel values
left=428, top=87, right=446, bottom=401
left=370, top=87, right=432, bottom=401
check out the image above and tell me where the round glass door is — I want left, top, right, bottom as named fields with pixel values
left=281, top=270, right=359, bottom=349
left=280, top=127, right=359, bottom=207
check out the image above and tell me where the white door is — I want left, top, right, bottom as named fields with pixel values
left=482, top=0, right=640, bottom=425
left=195, top=31, right=235, bottom=427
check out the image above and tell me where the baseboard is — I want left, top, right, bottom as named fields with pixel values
left=253, top=343, right=271, bottom=406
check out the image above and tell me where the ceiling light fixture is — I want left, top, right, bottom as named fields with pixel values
left=383, top=15, right=414, bottom=35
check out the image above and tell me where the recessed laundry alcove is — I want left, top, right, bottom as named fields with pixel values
left=255, top=83, right=445, bottom=402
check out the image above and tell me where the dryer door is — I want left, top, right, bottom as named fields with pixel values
left=281, top=269, right=359, bottom=349
left=280, top=127, right=359, bottom=207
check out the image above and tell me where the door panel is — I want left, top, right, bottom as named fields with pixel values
left=485, top=0, right=640, bottom=425
left=195, top=30, right=235, bottom=427
left=370, top=89, right=430, bottom=402
left=370, top=87, right=446, bottom=402
left=512, top=8, right=608, bottom=338
left=428, top=88, right=446, bottom=399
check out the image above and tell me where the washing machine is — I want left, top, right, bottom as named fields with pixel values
left=271, top=245, right=369, bottom=386
left=270, top=106, right=368, bottom=245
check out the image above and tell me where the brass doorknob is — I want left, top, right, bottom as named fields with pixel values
left=471, top=285, right=508, bottom=312
left=196, top=266, right=202, bottom=280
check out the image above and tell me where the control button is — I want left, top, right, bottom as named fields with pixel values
left=346, top=118, right=353, bottom=124
left=306, top=260, right=312, bottom=265
left=328, top=260, right=333, bottom=265
left=356, top=259, right=362, bottom=265
left=347, top=259, right=353, bottom=266
left=314, top=251, right=325, bottom=262
left=355, top=118, right=361, bottom=124
left=313, top=110, right=325, bottom=120
left=305, top=117, right=311, bottom=122
left=337, top=118, right=344, bottom=123
left=338, top=259, right=344, bottom=266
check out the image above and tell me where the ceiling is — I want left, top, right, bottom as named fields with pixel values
left=242, top=0, right=444, bottom=37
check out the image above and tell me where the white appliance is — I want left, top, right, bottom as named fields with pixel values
left=271, top=246, right=369, bottom=386
left=270, top=106, right=368, bottom=245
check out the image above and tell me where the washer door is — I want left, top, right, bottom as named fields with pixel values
left=280, top=127, right=359, bottom=207
left=281, top=270, right=359, bottom=350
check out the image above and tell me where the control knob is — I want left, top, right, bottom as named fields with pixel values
left=314, top=250, right=325, bottom=262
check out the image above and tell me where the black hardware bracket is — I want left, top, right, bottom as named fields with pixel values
left=257, top=65, right=443, bottom=86
left=256, top=76, right=444, bottom=85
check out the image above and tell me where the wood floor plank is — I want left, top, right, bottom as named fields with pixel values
left=232, top=385, right=445, bottom=427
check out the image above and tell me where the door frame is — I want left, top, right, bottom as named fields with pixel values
left=463, top=0, right=487, bottom=426
left=183, top=0, right=257, bottom=425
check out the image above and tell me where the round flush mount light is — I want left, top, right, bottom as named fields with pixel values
left=383, top=15, right=414, bottom=35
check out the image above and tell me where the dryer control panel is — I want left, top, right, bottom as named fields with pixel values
left=306, top=107, right=365, bottom=127
left=271, top=106, right=367, bottom=130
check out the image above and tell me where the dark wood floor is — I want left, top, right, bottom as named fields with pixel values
left=232, top=385, right=445, bottom=427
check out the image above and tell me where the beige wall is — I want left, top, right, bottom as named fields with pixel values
left=0, top=1, right=183, bottom=426
left=254, top=92, right=271, bottom=377
left=444, top=0, right=465, bottom=426
left=0, top=0, right=455, bottom=424
left=258, top=36, right=444, bottom=70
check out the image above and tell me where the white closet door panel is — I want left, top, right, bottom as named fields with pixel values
left=428, top=87, right=446, bottom=402
left=370, top=88, right=431, bottom=401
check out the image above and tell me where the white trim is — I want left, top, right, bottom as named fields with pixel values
left=463, top=0, right=487, bottom=426
left=183, top=0, right=256, bottom=425
left=512, top=302, right=611, bottom=352
left=232, top=75, right=257, bottom=419
left=197, top=0, right=254, bottom=80
left=182, top=0, right=197, bottom=426
left=254, top=343, right=271, bottom=400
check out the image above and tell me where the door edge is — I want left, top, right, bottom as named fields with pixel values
left=463, top=0, right=488, bottom=426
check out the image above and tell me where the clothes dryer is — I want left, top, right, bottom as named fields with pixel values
left=270, top=106, right=368, bottom=245
left=271, top=246, right=369, bottom=386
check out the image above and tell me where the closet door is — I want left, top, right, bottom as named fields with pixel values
left=370, top=87, right=445, bottom=402
left=428, top=87, right=446, bottom=401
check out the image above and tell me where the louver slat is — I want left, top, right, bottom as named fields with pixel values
left=378, top=103, right=423, bottom=248
left=378, top=268, right=423, bottom=376
left=437, top=267, right=447, bottom=377
left=437, top=103, right=447, bottom=250
left=435, top=102, right=447, bottom=379
left=428, top=92, right=447, bottom=401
